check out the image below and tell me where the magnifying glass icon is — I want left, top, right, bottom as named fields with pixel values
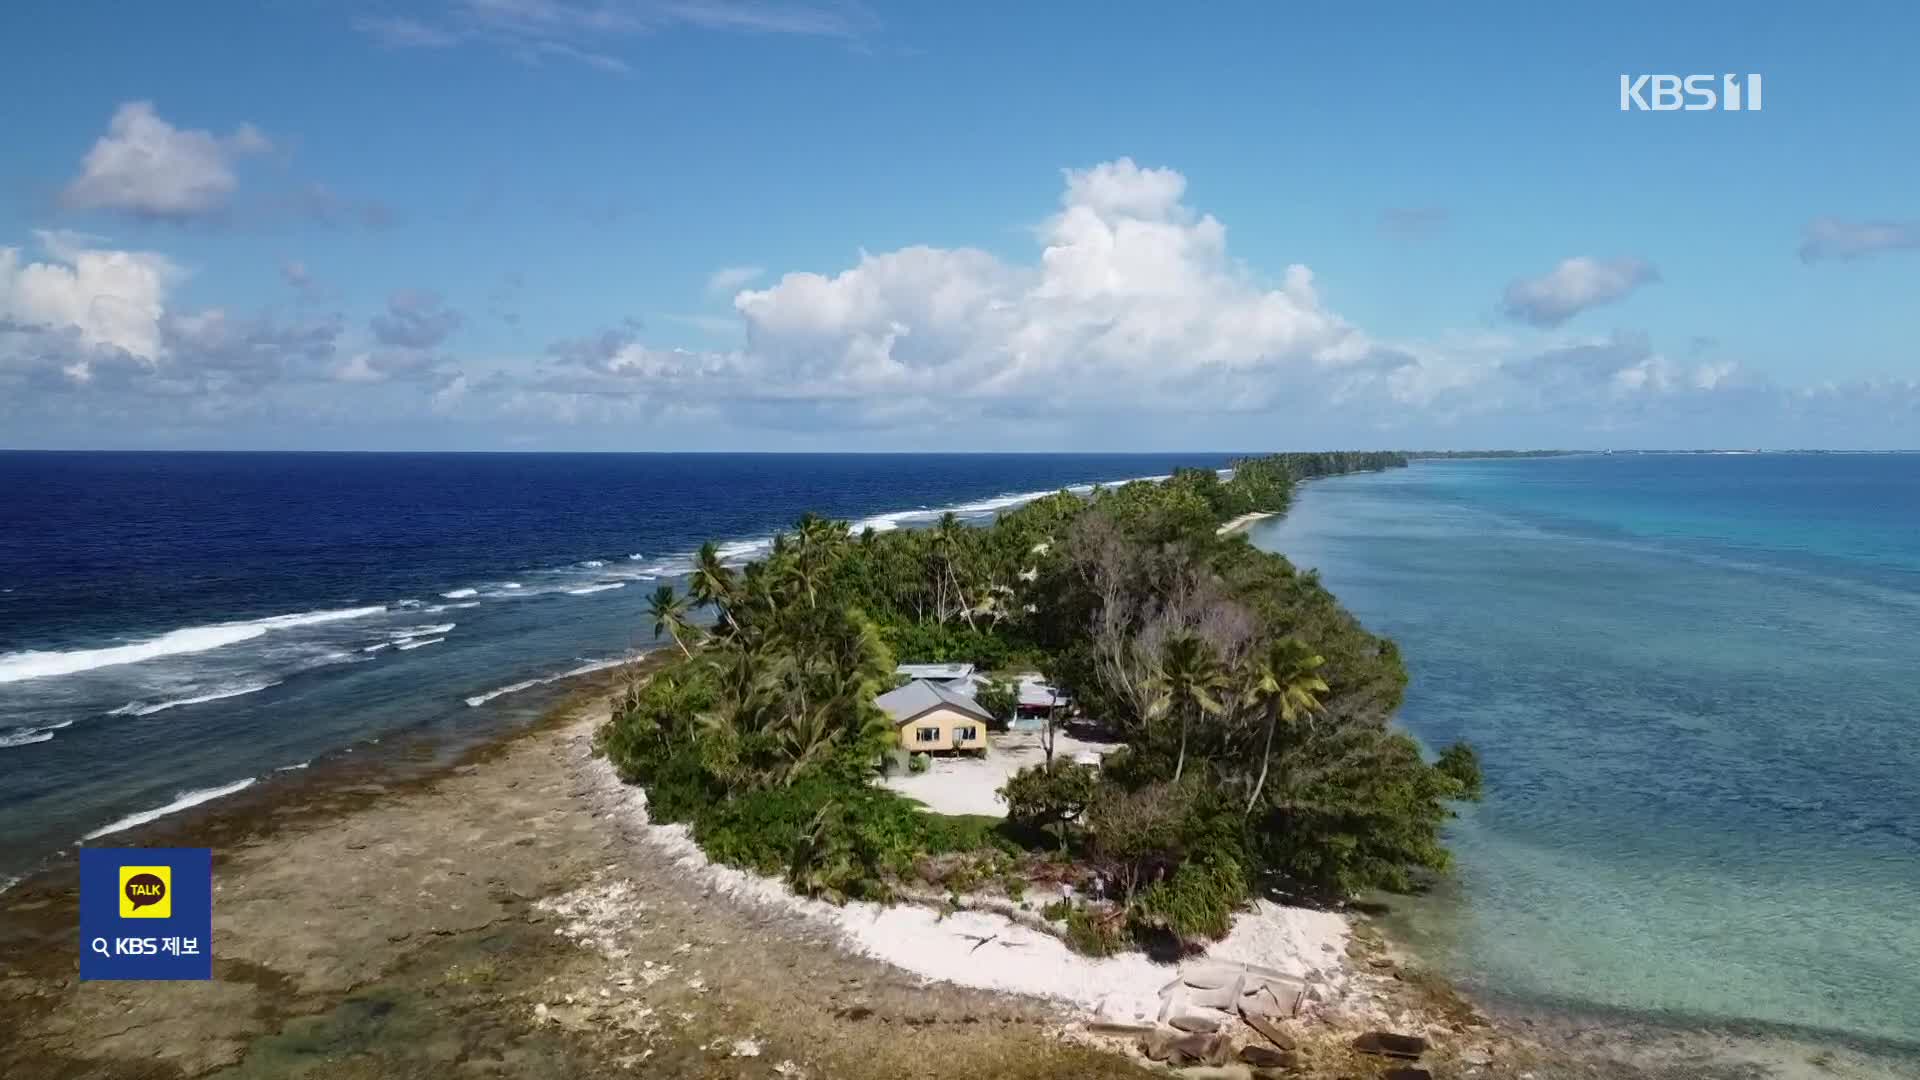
left=89, top=937, right=110, bottom=957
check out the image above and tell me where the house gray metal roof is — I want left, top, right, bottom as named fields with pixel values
left=894, top=662, right=976, bottom=682
left=876, top=678, right=995, bottom=726
left=1016, top=674, right=1070, bottom=707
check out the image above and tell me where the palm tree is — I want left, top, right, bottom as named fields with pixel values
left=741, top=561, right=778, bottom=616
left=929, top=512, right=976, bottom=627
left=1147, top=632, right=1229, bottom=782
left=646, top=584, right=696, bottom=659
left=784, top=514, right=848, bottom=611
left=777, top=707, right=842, bottom=785
left=762, top=549, right=815, bottom=611
left=793, top=512, right=847, bottom=559
left=703, top=648, right=780, bottom=732
left=688, top=541, right=742, bottom=635
left=1243, top=637, right=1329, bottom=814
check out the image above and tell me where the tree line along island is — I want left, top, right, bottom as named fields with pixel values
left=603, top=452, right=1481, bottom=959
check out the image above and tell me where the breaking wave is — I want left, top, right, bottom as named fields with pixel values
left=465, top=657, right=631, bottom=708
left=107, top=681, right=280, bottom=718
left=0, top=606, right=387, bottom=685
left=0, top=719, right=73, bottom=750
left=81, top=777, right=258, bottom=840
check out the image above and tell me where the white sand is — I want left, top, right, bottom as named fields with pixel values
left=880, top=730, right=1119, bottom=817
left=591, top=751, right=1352, bottom=1024
left=1216, top=511, right=1276, bottom=536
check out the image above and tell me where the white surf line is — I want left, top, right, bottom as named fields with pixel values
left=0, top=605, right=387, bottom=685
left=465, top=657, right=631, bottom=708
left=81, top=777, right=259, bottom=840
left=107, top=680, right=281, bottom=718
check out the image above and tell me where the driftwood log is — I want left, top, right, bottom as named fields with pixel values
left=892, top=887, right=1074, bottom=944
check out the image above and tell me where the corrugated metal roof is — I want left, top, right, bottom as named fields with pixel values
left=895, top=662, right=976, bottom=681
left=1017, top=674, right=1070, bottom=707
left=876, top=678, right=995, bottom=725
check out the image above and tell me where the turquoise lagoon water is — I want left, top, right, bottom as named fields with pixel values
left=1251, top=454, right=1919, bottom=1074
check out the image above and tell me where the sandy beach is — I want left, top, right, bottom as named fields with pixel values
left=1217, top=511, right=1277, bottom=536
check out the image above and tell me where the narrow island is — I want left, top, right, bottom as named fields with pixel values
left=2, top=453, right=1586, bottom=1080
left=595, top=451, right=1488, bottom=1069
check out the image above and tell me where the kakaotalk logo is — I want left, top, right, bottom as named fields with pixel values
left=1620, top=74, right=1763, bottom=111
left=119, top=866, right=171, bottom=919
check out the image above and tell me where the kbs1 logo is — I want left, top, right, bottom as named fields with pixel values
left=1620, top=74, right=1763, bottom=112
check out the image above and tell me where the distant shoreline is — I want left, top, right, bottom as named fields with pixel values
left=1215, top=509, right=1276, bottom=535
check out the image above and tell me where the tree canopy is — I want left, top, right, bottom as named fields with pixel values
left=598, top=451, right=1479, bottom=947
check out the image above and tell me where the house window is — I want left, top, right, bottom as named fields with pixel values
left=953, top=726, right=978, bottom=743
left=916, top=727, right=941, bottom=743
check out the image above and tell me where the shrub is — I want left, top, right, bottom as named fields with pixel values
left=879, top=621, right=1024, bottom=670
left=914, top=813, right=1018, bottom=856
left=1435, top=741, right=1483, bottom=800
left=635, top=750, right=1013, bottom=903
left=1134, top=855, right=1246, bottom=940
left=999, top=761, right=1098, bottom=848
left=1084, top=780, right=1192, bottom=900
left=1063, top=906, right=1128, bottom=956
left=1247, top=728, right=1471, bottom=896
left=908, top=752, right=930, bottom=774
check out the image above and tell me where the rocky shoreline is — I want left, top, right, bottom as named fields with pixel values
left=0, top=673, right=1726, bottom=1080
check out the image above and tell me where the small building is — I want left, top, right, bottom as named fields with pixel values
left=894, top=662, right=976, bottom=688
left=877, top=679, right=993, bottom=754
left=1014, top=674, right=1070, bottom=723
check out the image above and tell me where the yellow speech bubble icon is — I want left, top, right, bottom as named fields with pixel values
left=119, top=865, right=171, bottom=919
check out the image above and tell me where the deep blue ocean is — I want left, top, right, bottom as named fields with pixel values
left=1252, top=454, right=1920, bottom=1075
left=0, top=451, right=1223, bottom=884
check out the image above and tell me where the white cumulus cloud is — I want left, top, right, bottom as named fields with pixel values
left=0, top=231, right=179, bottom=360
left=61, top=102, right=272, bottom=221
left=657, top=158, right=1376, bottom=416
left=1502, top=256, right=1659, bottom=327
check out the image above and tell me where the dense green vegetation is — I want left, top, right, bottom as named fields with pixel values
left=597, top=451, right=1479, bottom=951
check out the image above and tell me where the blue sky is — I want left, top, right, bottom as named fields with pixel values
left=2, top=1, right=1915, bottom=450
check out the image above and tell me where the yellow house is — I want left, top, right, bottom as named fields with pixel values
left=878, top=679, right=993, bottom=754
